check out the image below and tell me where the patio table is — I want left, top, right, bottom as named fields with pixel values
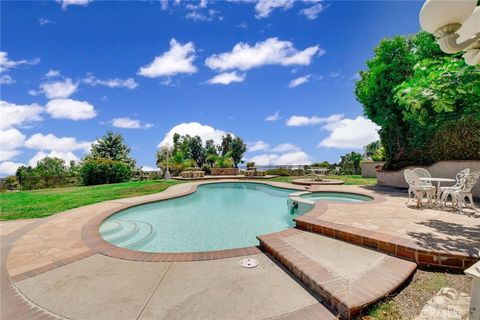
left=420, top=177, right=455, bottom=203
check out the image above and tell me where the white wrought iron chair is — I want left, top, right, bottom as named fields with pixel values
left=442, top=171, right=479, bottom=212
left=412, top=168, right=433, bottom=187
left=439, top=168, right=470, bottom=206
left=404, top=169, right=436, bottom=207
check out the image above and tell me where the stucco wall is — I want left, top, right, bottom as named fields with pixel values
left=360, top=161, right=385, bottom=178
left=377, top=161, right=480, bottom=198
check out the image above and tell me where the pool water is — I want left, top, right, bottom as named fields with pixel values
left=299, top=192, right=372, bottom=203
left=100, top=183, right=298, bottom=253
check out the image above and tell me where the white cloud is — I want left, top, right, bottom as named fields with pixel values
left=0, top=128, right=26, bottom=151
left=45, top=69, right=61, bottom=77
left=57, top=0, right=91, bottom=10
left=45, top=99, right=97, bottom=120
left=186, top=9, right=220, bottom=22
left=35, top=78, right=78, bottom=99
left=318, top=116, right=380, bottom=149
left=141, top=165, right=160, bottom=172
left=205, top=38, right=323, bottom=72
left=0, top=51, right=40, bottom=73
left=272, top=143, right=300, bottom=152
left=82, top=74, right=138, bottom=89
left=288, top=74, right=310, bottom=88
left=255, top=0, right=294, bottom=18
left=138, top=39, right=197, bottom=78
left=0, top=161, right=25, bottom=176
left=300, top=3, right=324, bottom=19
left=0, top=100, right=44, bottom=130
left=111, top=117, right=153, bottom=129
left=158, top=122, right=230, bottom=147
left=28, top=151, right=79, bottom=166
left=249, top=151, right=311, bottom=165
left=0, top=74, right=15, bottom=85
left=206, top=71, right=246, bottom=85
left=265, top=110, right=281, bottom=121
left=286, top=113, right=343, bottom=127
left=0, top=150, right=21, bottom=162
left=25, top=133, right=92, bottom=152
left=248, top=141, right=269, bottom=152
left=39, top=18, right=54, bottom=25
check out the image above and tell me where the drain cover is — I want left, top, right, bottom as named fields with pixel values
left=239, top=258, right=259, bottom=268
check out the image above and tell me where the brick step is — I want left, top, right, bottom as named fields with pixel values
left=258, top=229, right=417, bottom=319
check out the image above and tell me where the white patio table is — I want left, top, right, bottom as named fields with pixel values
left=420, top=177, right=455, bottom=203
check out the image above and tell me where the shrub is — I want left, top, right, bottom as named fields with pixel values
left=4, top=176, right=19, bottom=191
left=80, top=158, right=132, bottom=186
left=246, top=162, right=255, bottom=169
left=201, top=164, right=211, bottom=174
left=266, top=168, right=291, bottom=176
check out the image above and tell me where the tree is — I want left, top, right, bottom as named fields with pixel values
left=339, top=152, right=363, bottom=175
left=355, top=31, right=480, bottom=169
left=89, top=131, right=136, bottom=168
left=364, top=141, right=386, bottom=161
left=219, top=134, right=246, bottom=167
left=35, top=157, right=67, bottom=177
left=355, top=36, right=414, bottom=167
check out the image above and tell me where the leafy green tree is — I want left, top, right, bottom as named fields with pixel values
left=219, top=134, right=246, bottom=167
left=89, top=131, right=136, bottom=168
left=364, top=141, right=386, bottom=161
left=355, top=36, right=414, bottom=167
left=339, top=152, right=363, bottom=175
left=356, top=31, right=480, bottom=169
left=35, top=157, right=67, bottom=177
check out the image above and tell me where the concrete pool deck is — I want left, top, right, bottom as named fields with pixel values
left=1, top=180, right=479, bottom=319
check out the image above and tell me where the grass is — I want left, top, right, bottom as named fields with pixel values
left=365, top=271, right=470, bottom=320
left=0, top=180, right=184, bottom=221
left=268, top=175, right=377, bottom=186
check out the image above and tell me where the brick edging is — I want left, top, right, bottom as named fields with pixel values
left=295, top=216, right=479, bottom=269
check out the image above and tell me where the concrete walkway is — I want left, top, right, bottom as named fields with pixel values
left=12, top=252, right=329, bottom=320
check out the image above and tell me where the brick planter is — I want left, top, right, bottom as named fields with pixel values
left=211, top=167, right=239, bottom=176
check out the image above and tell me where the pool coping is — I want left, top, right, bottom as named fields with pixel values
left=81, top=180, right=380, bottom=262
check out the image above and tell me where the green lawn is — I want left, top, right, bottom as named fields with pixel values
left=0, top=180, right=183, bottom=221
left=268, top=175, right=377, bottom=186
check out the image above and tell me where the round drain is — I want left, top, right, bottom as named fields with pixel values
left=239, top=258, right=259, bottom=268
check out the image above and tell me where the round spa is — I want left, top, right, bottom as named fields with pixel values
left=287, top=191, right=373, bottom=215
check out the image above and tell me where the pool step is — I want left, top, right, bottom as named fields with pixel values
left=101, top=220, right=155, bottom=249
left=258, top=229, right=416, bottom=319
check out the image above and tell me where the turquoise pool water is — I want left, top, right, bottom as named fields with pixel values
left=99, top=183, right=372, bottom=253
left=299, top=192, right=372, bottom=203
left=100, top=183, right=298, bottom=253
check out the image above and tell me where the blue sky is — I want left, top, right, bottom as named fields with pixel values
left=0, top=0, right=423, bottom=175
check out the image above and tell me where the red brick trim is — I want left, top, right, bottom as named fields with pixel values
left=295, top=211, right=479, bottom=269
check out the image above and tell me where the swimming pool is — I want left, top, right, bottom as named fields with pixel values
left=99, top=182, right=372, bottom=253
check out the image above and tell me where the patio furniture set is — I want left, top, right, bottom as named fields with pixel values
left=243, top=167, right=266, bottom=177
left=404, top=168, right=479, bottom=212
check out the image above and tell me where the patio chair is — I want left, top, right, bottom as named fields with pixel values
left=404, top=169, right=436, bottom=207
left=439, top=168, right=470, bottom=206
left=412, top=168, right=433, bottom=187
left=441, top=171, right=480, bottom=212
